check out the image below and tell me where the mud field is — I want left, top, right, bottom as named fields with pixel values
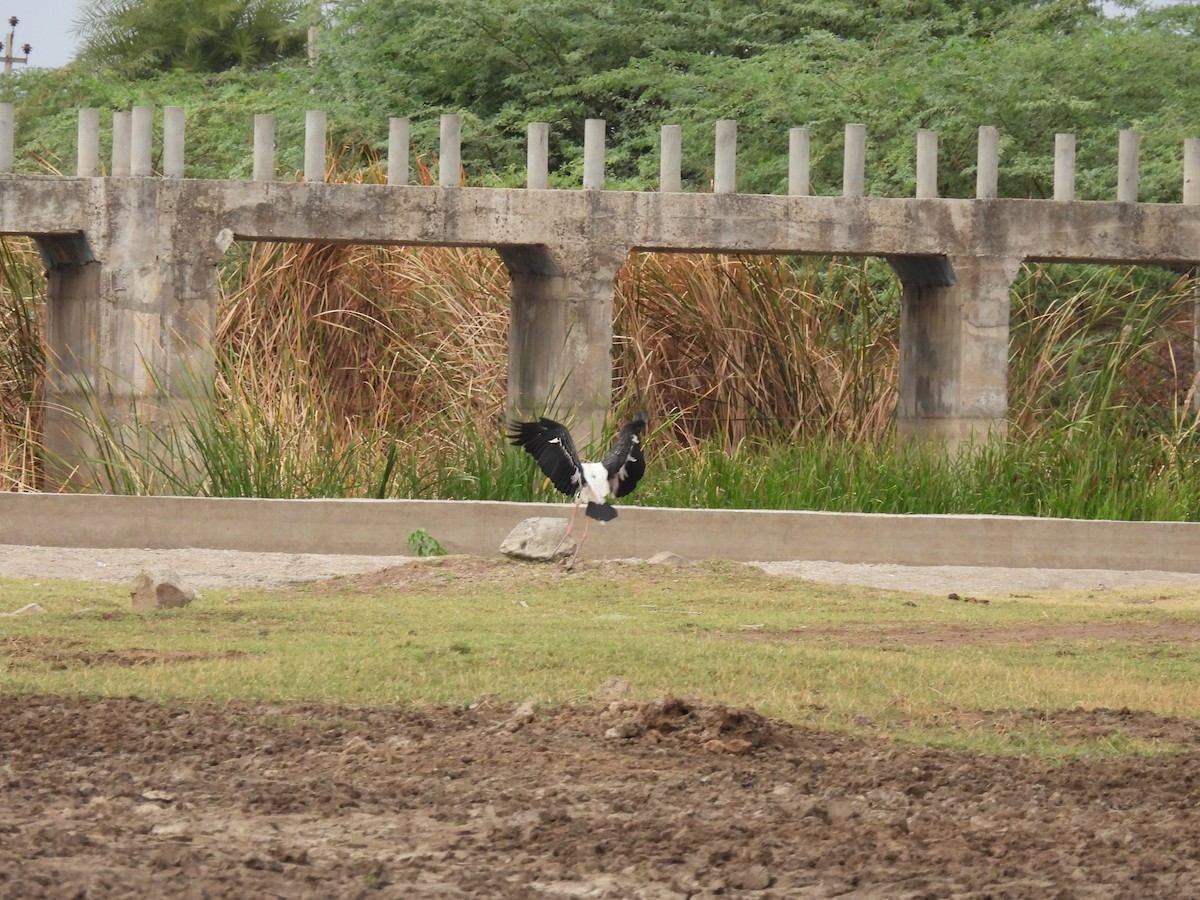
left=3, top=550, right=1200, bottom=897
left=4, top=695, right=1200, bottom=898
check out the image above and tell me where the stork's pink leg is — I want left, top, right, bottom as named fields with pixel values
left=566, top=516, right=592, bottom=568
left=551, top=499, right=582, bottom=557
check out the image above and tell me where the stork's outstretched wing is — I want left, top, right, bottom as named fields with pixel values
left=601, top=410, right=648, bottom=498
left=508, top=417, right=583, bottom=497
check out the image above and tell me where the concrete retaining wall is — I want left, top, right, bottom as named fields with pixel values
left=1, top=493, right=1196, bottom=573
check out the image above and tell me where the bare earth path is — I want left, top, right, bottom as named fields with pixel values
left=5, top=542, right=1200, bottom=593
left=3, top=546, right=1200, bottom=897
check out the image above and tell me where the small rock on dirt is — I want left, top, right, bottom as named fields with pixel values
left=3, top=602, right=46, bottom=616
left=500, top=517, right=574, bottom=561
left=131, top=569, right=197, bottom=610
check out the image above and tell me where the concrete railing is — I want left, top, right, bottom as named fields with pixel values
left=0, top=104, right=1188, bottom=205
left=0, top=104, right=1197, bottom=488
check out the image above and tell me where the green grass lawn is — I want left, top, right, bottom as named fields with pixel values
left=3, top=558, right=1199, bottom=757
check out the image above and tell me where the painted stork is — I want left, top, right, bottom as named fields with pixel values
left=508, top=410, right=648, bottom=565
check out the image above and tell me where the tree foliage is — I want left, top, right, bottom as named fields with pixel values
left=0, top=0, right=1195, bottom=198
left=308, top=0, right=1197, bottom=199
left=73, top=0, right=309, bottom=75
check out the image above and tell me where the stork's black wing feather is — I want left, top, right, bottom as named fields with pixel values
left=508, top=417, right=583, bottom=497
left=601, top=410, right=648, bottom=498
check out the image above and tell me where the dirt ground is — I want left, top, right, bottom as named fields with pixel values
left=3, top=547, right=1200, bottom=897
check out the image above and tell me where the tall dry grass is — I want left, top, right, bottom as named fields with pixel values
left=616, top=254, right=899, bottom=451
left=0, top=238, right=45, bottom=491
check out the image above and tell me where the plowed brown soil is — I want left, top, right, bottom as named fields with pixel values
left=3, top=693, right=1200, bottom=898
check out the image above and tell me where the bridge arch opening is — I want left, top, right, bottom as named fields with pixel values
left=1007, top=261, right=1199, bottom=437
left=615, top=252, right=903, bottom=452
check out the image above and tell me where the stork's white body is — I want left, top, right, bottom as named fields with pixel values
left=508, top=411, right=649, bottom=567
left=579, top=461, right=611, bottom=505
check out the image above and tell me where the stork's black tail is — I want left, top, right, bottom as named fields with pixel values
left=586, top=502, right=618, bottom=522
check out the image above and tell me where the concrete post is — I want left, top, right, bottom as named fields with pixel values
left=527, top=122, right=549, bottom=190
left=660, top=125, right=682, bottom=193
left=976, top=126, right=999, bottom=199
left=304, top=110, right=327, bottom=183
left=112, top=111, right=132, bottom=177
left=583, top=119, right=605, bottom=191
left=916, top=130, right=937, bottom=198
left=1118, top=129, right=1139, bottom=202
left=498, top=240, right=627, bottom=452
left=131, top=105, right=154, bottom=176
left=77, top=109, right=99, bottom=177
left=897, top=254, right=1021, bottom=449
left=714, top=120, right=736, bottom=194
left=1054, top=133, right=1075, bottom=201
left=253, top=115, right=275, bottom=182
left=1185, top=138, right=1200, bottom=206
left=843, top=124, right=865, bottom=197
left=163, top=106, right=185, bottom=179
left=388, top=117, right=409, bottom=186
left=42, top=179, right=220, bottom=489
left=439, top=114, right=461, bottom=187
left=788, top=128, right=810, bottom=196
left=0, top=102, right=14, bottom=173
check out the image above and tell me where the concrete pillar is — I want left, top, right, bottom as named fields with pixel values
left=498, top=241, right=627, bottom=451
left=660, top=125, right=681, bottom=193
left=583, top=119, right=605, bottom=191
left=0, top=102, right=14, bottom=173
left=714, top=120, right=736, bottom=193
left=976, top=126, right=999, bottom=199
left=253, top=114, right=275, bottom=182
left=112, top=111, right=132, bottom=176
left=843, top=124, right=865, bottom=197
left=163, top=106, right=185, bottom=178
left=304, top=110, right=326, bottom=183
left=131, top=105, right=153, bottom=176
left=1118, top=129, right=1139, bottom=202
left=788, top=128, right=810, bottom=196
left=916, top=130, right=937, bottom=198
left=1185, top=138, right=1200, bottom=206
left=527, top=122, right=549, bottom=190
left=896, top=254, right=1022, bottom=450
left=1054, top=133, right=1075, bottom=201
left=439, top=114, right=461, bottom=187
left=388, top=117, right=409, bottom=186
left=77, top=109, right=99, bottom=177
left=42, top=179, right=220, bottom=489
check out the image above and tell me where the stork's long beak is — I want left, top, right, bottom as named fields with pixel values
left=542, top=476, right=552, bottom=491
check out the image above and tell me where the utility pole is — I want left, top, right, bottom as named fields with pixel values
left=1, top=16, right=30, bottom=75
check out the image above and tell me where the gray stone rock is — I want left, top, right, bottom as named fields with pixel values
left=500, top=517, right=575, bottom=561
left=647, top=551, right=688, bottom=565
left=3, top=602, right=46, bottom=616
left=131, top=568, right=196, bottom=610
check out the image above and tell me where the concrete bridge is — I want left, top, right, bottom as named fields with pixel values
left=1, top=106, right=1198, bottom=485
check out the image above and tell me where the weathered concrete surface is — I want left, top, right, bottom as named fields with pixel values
left=1, top=492, right=1198, bottom=574
left=4, top=175, right=1200, bottom=479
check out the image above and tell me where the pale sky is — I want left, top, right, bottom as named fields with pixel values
left=0, top=0, right=1187, bottom=73
left=2, top=0, right=85, bottom=70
